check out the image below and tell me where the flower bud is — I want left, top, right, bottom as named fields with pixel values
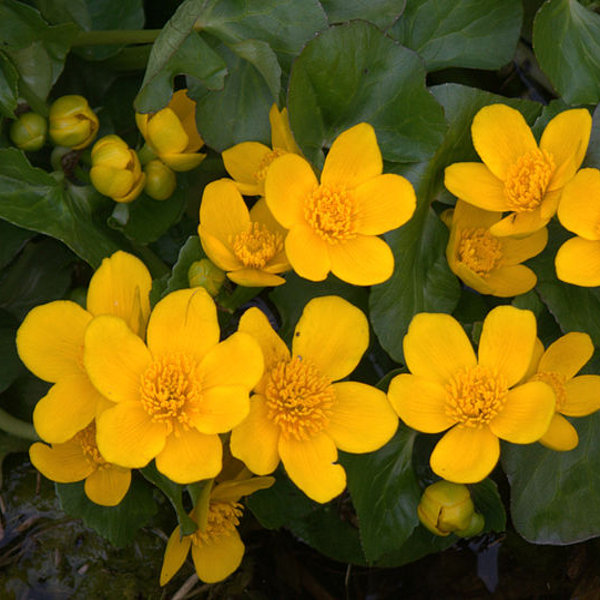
left=188, top=259, right=226, bottom=297
left=144, top=159, right=176, bottom=200
left=49, top=95, right=99, bottom=150
left=10, top=112, right=47, bottom=151
left=90, top=135, right=145, bottom=203
left=417, top=481, right=484, bottom=537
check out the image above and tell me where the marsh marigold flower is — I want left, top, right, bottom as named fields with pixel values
left=446, top=200, right=547, bottom=297
left=265, top=123, right=416, bottom=285
left=198, top=179, right=290, bottom=287
left=48, top=95, right=99, bottom=150
left=230, top=296, right=398, bottom=503
left=444, top=104, right=591, bottom=237
left=387, top=306, right=555, bottom=483
left=16, top=251, right=151, bottom=444
left=160, top=474, right=274, bottom=585
left=523, top=333, right=600, bottom=451
left=83, top=288, right=263, bottom=483
left=222, top=103, right=302, bottom=196
left=10, top=112, right=47, bottom=151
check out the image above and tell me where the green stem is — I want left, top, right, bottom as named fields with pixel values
left=72, top=29, right=161, bottom=47
left=0, top=408, right=37, bottom=441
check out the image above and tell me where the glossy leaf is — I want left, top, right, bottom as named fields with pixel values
left=584, top=103, right=600, bottom=170
left=0, top=220, right=34, bottom=271
left=320, top=0, right=405, bottom=29
left=164, top=235, right=206, bottom=296
left=0, top=53, right=19, bottom=118
left=0, top=310, right=25, bottom=394
left=470, top=478, right=506, bottom=533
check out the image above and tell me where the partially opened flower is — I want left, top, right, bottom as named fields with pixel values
left=160, top=474, right=274, bottom=585
left=265, top=123, right=416, bottom=285
left=444, top=104, right=591, bottom=237
left=387, top=306, right=555, bottom=483
left=84, top=288, right=263, bottom=483
left=198, top=179, right=290, bottom=287
left=29, top=422, right=131, bottom=506
left=230, top=296, right=398, bottom=503
left=446, top=200, right=547, bottom=297
left=222, top=103, right=302, bottom=196
left=16, top=251, right=151, bottom=444
left=525, top=332, right=600, bottom=451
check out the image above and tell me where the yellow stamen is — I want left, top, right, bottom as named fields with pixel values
left=231, top=222, right=283, bottom=269
left=504, top=149, right=555, bottom=212
left=304, top=184, right=356, bottom=244
left=75, top=422, right=106, bottom=466
left=264, top=356, right=335, bottom=440
left=445, top=366, right=508, bottom=427
left=457, top=228, right=503, bottom=276
left=532, top=371, right=565, bottom=411
left=255, top=148, right=287, bottom=183
left=192, top=501, right=243, bottom=545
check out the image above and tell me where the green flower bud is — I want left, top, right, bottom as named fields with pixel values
left=144, top=159, right=176, bottom=200
left=49, top=95, right=99, bottom=150
left=10, top=112, right=47, bottom=151
left=188, top=259, right=225, bottom=297
left=417, top=481, right=484, bottom=538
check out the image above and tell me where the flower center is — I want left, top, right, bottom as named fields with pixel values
left=231, top=222, right=283, bottom=269
left=139, top=353, right=201, bottom=433
left=504, top=149, right=555, bottom=212
left=264, top=357, right=335, bottom=440
left=457, top=228, right=503, bottom=276
left=255, top=148, right=287, bottom=183
left=531, top=371, right=565, bottom=411
left=74, top=422, right=106, bottom=466
left=192, top=501, right=243, bottom=546
left=304, top=184, right=356, bottom=244
left=445, top=366, right=508, bottom=427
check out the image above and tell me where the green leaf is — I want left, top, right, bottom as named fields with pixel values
left=533, top=0, right=600, bottom=105
left=391, top=0, right=523, bottom=71
left=56, top=475, right=157, bottom=548
left=341, top=424, right=421, bottom=562
left=0, top=53, right=19, bottom=118
left=583, top=103, right=600, bottom=170
left=320, top=0, right=405, bottom=30
left=470, top=479, right=506, bottom=533
left=0, top=149, right=121, bottom=268
left=0, top=310, right=25, bottom=394
left=164, top=235, right=206, bottom=296
left=287, top=21, right=447, bottom=167
left=0, top=220, right=34, bottom=271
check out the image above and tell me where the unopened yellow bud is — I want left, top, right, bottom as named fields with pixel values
left=90, top=135, right=145, bottom=203
left=188, top=259, right=225, bottom=296
left=10, top=112, right=47, bottom=151
left=417, top=481, right=484, bottom=538
left=49, top=95, right=99, bottom=150
left=144, top=159, right=176, bottom=200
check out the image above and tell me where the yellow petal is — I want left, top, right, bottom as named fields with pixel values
left=84, top=315, right=151, bottom=403
left=160, top=152, right=206, bottom=172
left=147, top=108, right=188, bottom=155
left=488, top=381, right=555, bottom=443
left=430, top=425, right=500, bottom=483
left=96, top=401, right=167, bottom=467
left=227, top=269, right=286, bottom=287
left=16, top=301, right=90, bottom=382
left=118, top=171, right=146, bottom=204
left=292, top=296, right=368, bottom=381
left=250, top=197, right=289, bottom=237
left=155, top=428, right=222, bottom=483
left=160, top=526, right=192, bottom=586
left=520, top=337, right=545, bottom=383
left=90, top=165, right=135, bottom=198
left=555, top=237, right=600, bottom=287
left=169, top=89, right=203, bottom=151
left=198, top=229, right=242, bottom=271
left=265, top=154, right=317, bottom=229
left=478, top=305, right=536, bottom=386
left=327, top=382, right=398, bottom=452
left=278, top=432, right=346, bottom=503
left=86, top=251, right=152, bottom=337
left=403, top=313, right=477, bottom=384
left=211, top=475, right=275, bottom=503
left=285, top=224, right=331, bottom=281
left=499, top=227, right=548, bottom=266
left=230, top=395, right=281, bottom=475
left=540, top=108, right=591, bottom=190
left=451, top=199, right=502, bottom=229
left=539, top=413, right=579, bottom=451
left=449, top=260, right=495, bottom=296
left=538, top=332, right=593, bottom=380
left=222, top=141, right=271, bottom=191
left=444, top=162, right=508, bottom=211
left=270, top=105, right=301, bottom=154
left=147, top=288, right=220, bottom=363
left=190, top=531, right=245, bottom=584
left=563, top=375, right=600, bottom=416
left=488, top=206, right=549, bottom=237
left=482, top=265, right=538, bottom=297
left=190, top=385, right=250, bottom=434
left=84, top=465, right=131, bottom=506
left=33, top=374, right=102, bottom=443
left=321, top=123, right=382, bottom=189
left=29, top=440, right=93, bottom=482
left=328, top=234, right=394, bottom=286
left=387, top=374, right=455, bottom=433
left=471, top=104, right=538, bottom=180
left=557, top=169, right=600, bottom=240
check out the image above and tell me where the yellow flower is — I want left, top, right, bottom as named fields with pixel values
left=16, top=251, right=151, bottom=444
left=136, top=89, right=205, bottom=172
left=222, top=103, right=302, bottom=196
left=524, top=332, right=600, bottom=451
left=446, top=200, right=547, bottom=297
left=387, top=306, right=555, bottom=483
left=555, top=168, right=600, bottom=286
left=160, top=474, right=274, bottom=585
left=265, top=123, right=416, bottom=285
left=48, top=95, right=99, bottom=150
left=230, top=296, right=398, bottom=503
left=83, top=288, right=264, bottom=483
left=198, top=179, right=290, bottom=287
left=143, top=159, right=176, bottom=201
left=444, top=104, right=591, bottom=237
left=188, top=258, right=226, bottom=296
left=29, top=422, right=131, bottom=507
